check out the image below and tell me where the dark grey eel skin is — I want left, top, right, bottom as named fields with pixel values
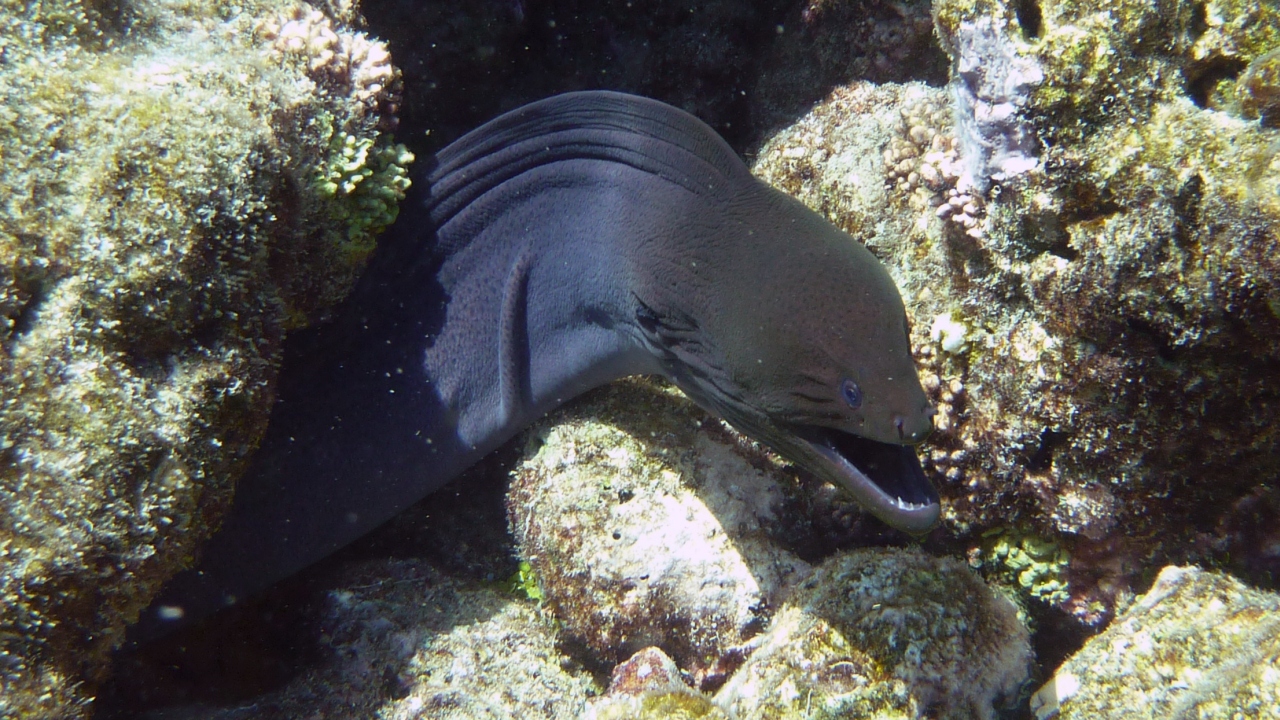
left=134, top=91, right=938, bottom=639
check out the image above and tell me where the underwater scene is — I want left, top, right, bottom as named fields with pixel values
left=2, top=0, right=1279, bottom=717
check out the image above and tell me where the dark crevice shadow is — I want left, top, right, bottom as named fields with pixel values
left=746, top=0, right=949, bottom=149
left=96, top=447, right=520, bottom=718
left=1012, top=0, right=1043, bottom=40
left=361, top=0, right=798, bottom=159
left=1183, top=55, right=1247, bottom=109
left=1025, top=428, right=1071, bottom=473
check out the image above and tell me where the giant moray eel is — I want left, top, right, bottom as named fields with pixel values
left=137, top=91, right=938, bottom=637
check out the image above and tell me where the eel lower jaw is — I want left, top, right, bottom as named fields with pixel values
left=792, top=425, right=941, bottom=535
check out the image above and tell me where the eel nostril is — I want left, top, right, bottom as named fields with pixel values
left=894, top=415, right=906, bottom=440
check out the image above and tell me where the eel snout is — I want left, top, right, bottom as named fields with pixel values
left=894, top=402, right=937, bottom=443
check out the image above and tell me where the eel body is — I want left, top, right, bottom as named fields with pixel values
left=136, top=91, right=938, bottom=638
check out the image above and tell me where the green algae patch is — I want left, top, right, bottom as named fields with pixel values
left=506, top=560, right=545, bottom=603
left=0, top=0, right=408, bottom=715
left=308, top=113, right=414, bottom=275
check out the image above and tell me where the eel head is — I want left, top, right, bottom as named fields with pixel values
left=632, top=189, right=941, bottom=533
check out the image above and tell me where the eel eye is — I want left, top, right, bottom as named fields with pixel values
left=840, top=378, right=862, bottom=410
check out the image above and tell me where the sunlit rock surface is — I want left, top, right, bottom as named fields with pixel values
left=716, top=548, right=1031, bottom=720
left=508, top=379, right=812, bottom=678
left=1033, top=565, right=1280, bottom=719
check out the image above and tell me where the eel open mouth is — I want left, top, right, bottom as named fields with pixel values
left=794, top=425, right=940, bottom=534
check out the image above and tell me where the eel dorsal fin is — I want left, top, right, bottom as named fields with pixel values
left=425, top=90, right=750, bottom=244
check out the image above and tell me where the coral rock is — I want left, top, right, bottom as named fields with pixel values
left=1034, top=565, right=1280, bottom=719
left=715, top=547, right=1032, bottom=720
left=0, top=0, right=408, bottom=714
left=508, top=379, right=812, bottom=677
left=584, top=646, right=731, bottom=720
left=754, top=0, right=1280, bottom=624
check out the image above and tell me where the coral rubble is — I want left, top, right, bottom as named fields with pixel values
left=0, top=0, right=408, bottom=714
left=584, top=646, right=731, bottom=720
left=1033, top=565, right=1280, bottom=719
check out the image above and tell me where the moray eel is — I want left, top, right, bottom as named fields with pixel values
left=136, top=91, right=938, bottom=637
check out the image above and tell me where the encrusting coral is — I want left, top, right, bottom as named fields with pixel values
left=0, top=0, right=409, bottom=715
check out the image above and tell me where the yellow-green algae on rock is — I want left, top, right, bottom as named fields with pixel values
left=973, top=529, right=1071, bottom=605
left=1033, top=565, right=1280, bottom=719
left=0, top=0, right=410, bottom=715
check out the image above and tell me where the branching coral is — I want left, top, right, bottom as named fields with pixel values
left=309, top=117, right=414, bottom=264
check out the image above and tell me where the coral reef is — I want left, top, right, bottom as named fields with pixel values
left=752, top=0, right=1280, bottom=625
left=715, top=548, right=1032, bottom=719
left=75, top=0, right=1280, bottom=715
left=0, top=0, right=407, bottom=714
left=1032, top=565, right=1280, bottom=719
left=507, top=379, right=812, bottom=678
